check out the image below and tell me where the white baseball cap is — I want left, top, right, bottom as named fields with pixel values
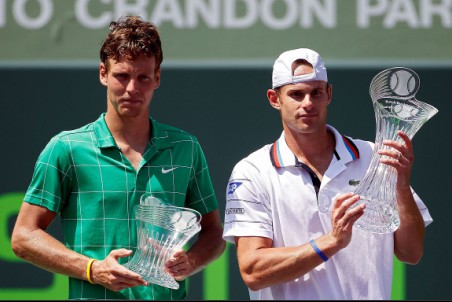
left=272, top=48, right=328, bottom=89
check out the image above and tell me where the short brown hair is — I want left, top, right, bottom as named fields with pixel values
left=100, top=15, right=163, bottom=71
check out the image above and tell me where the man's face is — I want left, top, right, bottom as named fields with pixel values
left=276, top=80, right=331, bottom=135
left=99, top=56, right=160, bottom=119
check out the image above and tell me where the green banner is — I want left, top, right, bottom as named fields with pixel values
left=0, top=0, right=451, bottom=65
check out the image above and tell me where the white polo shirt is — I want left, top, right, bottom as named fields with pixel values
left=223, top=125, right=432, bottom=300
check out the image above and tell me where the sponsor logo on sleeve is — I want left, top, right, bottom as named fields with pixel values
left=226, top=208, right=245, bottom=215
left=227, top=182, right=243, bottom=194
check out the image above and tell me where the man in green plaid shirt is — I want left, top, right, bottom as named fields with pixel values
left=11, top=15, right=225, bottom=300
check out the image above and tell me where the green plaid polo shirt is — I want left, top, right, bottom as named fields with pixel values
left=24, top=113, right=218, bottom=300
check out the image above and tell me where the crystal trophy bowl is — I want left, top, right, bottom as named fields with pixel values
left=123, top=194, right=202, bottom=289
left=352, top=67, right=438, bottom=234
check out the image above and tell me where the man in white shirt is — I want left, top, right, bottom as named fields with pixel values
left=222, top=48, right=432, bottom=300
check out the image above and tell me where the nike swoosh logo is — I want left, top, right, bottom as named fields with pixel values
left=162, top=167, right=178, bottom=174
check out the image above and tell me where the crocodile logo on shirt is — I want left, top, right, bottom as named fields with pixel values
left=349, top=179, right=360, bottom=186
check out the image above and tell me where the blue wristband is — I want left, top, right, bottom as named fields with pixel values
left=310, top=239, right=329, bottom=262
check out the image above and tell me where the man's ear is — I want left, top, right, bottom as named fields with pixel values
left=154, top=68, right=161, bottom=89
left=326, top=83, right=333, bottom=105
left=267, top=89, right=281, bottom=110
left=99, top=63, right=108, bottom=86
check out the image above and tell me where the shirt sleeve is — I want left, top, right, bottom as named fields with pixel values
left=24, top=136, right=72, bottom=213
left=412, top=189, right=433, bottom=227
left=222, top=158, right=273, bottom=243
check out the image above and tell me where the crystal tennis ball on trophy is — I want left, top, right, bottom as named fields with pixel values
left=352, top=67, right=438, bottom=234
left=123, top=194, right=202, bottom=289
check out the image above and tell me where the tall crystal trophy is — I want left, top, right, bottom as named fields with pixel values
left=351, top=67, right=438, bottom=234
left=123, top=194, right=202, bottom=289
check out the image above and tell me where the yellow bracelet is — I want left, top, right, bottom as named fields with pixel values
left=86, top=259, right=96, bottom=284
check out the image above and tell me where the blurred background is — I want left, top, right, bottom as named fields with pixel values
left=1, top=0, right=450, bottom=300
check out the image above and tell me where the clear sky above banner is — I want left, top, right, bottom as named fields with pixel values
left=1, top=0, right=450, bottom=66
